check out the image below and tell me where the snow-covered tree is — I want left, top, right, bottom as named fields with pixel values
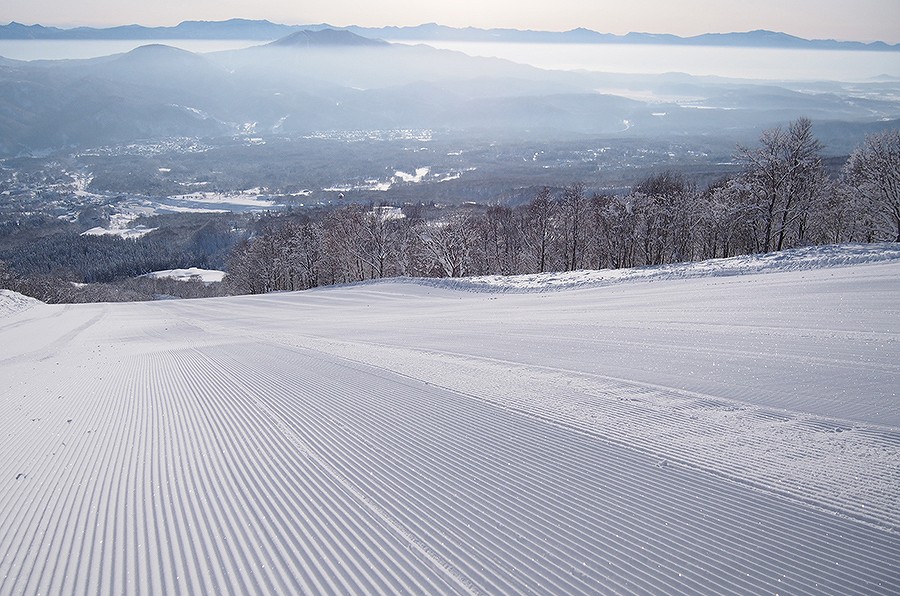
left=737, top=118, right=825, bottom=252
left=844, top=129, right=900, bottom=242
left=418, top=213, right=477, bottom=278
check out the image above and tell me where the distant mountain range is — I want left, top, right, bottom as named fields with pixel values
left=0, top=28, right=897, bottom=157
left=1, top=19, right=897, bottom=51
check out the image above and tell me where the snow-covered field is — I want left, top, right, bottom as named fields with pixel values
left=1, top=247, right=898, bottom=593
left=143, top=267, right=226, bottom=284
left=81, top=224, right=158, bottom=239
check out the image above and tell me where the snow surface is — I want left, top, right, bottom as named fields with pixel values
left=106, top=190, right=284, bottom=219
left=1, top=245, right=898, bottom=593
left=324, top=165, right=469, bottom=192
left=394, top=166, right=430, bottom=183
left=143, top=267, right=226, bottom=283
left=165, top=190, right=278, bottom=208
left=81, top=224, right=158, bottom=239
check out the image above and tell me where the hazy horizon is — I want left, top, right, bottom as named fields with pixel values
left=4, top=0, right=899, bottom=45
left=4, top=18, right=900, bottom=47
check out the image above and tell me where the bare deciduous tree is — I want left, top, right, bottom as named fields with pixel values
left=520, top=188, right=559, bottom=273
left=561, top=183, right=588, bottom=271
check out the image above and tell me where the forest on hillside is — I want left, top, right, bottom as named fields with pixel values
left=224, top=122, right=900, bottom=294
left=2, top=121, right=897, bottom=302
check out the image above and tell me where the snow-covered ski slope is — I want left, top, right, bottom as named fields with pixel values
left=1, top=245, right=899, bottom=594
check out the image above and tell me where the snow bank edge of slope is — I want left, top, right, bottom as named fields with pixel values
left=0, top=289, right=44, bottom=317
left=386, top=242, right=900, bottom=294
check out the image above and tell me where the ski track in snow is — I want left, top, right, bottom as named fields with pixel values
left=0, top=248, right=899, bottom=593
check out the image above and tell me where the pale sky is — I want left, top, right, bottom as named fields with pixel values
left=6, top=0, right=900, bottom=43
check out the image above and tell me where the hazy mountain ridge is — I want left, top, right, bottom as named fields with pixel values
left=268, top=29, right=389, bottom=48
left=0, top=29, right=897, bottom=157
left=0, top=19, right=297, bottom=41
left=1, top=19, right=897, bottom=51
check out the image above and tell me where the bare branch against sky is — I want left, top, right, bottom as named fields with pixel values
left=4, top=0, right=899, bottom=43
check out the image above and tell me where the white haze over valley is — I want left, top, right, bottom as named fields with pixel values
left=2, top=38, right=898, bottom=81
left=392, top=41, right=900, bottom=81
left=0, top=39, right=264, bottom=61
left=1, top=246, right=899, bottom=593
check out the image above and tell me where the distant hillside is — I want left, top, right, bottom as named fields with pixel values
left=1, top=20, right=897, bottom=51
left=268, top=29, right=388, bottom=48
